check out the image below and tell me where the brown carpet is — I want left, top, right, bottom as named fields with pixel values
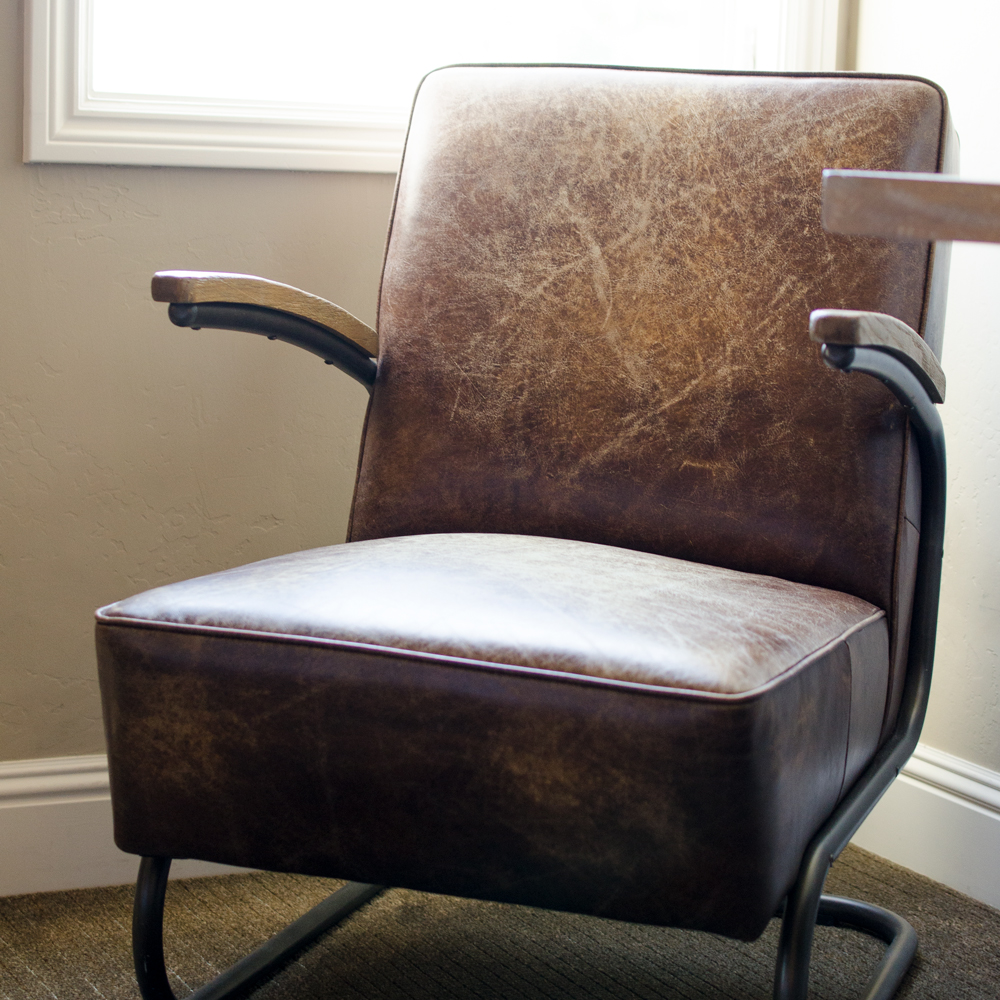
left=0, top=846, right=997, bottom=999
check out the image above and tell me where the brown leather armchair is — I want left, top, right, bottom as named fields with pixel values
left=96, top=65, right=954, bottom=1000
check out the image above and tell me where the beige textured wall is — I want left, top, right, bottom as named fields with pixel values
left=857, top=0, right=1000, bottom=772
left=0, top=0, right=395, bottom=760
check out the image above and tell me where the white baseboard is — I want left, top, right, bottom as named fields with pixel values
left=852, top=743, right=1000, bottom=910
left=2, top=746, right=999, bottom=906
left=0, top=754, right=246, bottom=897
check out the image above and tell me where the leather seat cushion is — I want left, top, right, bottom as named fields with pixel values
left=96, top=532, right=889, bottom=940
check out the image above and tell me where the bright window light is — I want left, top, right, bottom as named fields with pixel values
left=28, top=0, right=839, bottom=171
left=90, top=0, right=782, bottom=119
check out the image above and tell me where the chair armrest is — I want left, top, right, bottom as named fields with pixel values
left=809, top=309, right=945, bottom=404
left=822, top=169, right=1000, bottom=243
left=151, top=271, right=379, bottom=358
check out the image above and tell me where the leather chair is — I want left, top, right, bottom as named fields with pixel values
left=96, top=65, right=954, bottom=1000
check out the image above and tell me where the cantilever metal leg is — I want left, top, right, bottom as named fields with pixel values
left=817, top=895, right=918, bottom=1000
left=133, top=857, right=383, bottom=1000
left=133, top=854, right=914, bottom=1000
left=773, top=887, right=917, bottom=1000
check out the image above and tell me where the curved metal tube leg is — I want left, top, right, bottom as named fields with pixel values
left=132, top=857, right=384, bottom=1000
left=773, top=883, right=917, bottom=1000
left=817, top=896, right=918, bottom=1000
left=773, top=852, right=829, bottom=1000
left=134, top=857, right=174, bottom=1000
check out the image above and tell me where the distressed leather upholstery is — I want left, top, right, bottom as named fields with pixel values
left=354, top=67, right=945, bottom=739
left=97, top=533, right=887, bottom=939
left=96, top=66, right=949, bottom=943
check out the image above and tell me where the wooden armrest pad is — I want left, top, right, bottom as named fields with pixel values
left=822, top=169, right=1000, bottom=244
left=152, top=270, right=378, bottom=357
left=809, top=309, right=945, bottom=403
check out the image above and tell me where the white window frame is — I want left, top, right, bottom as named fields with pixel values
left=23, top=0, right=852, bottom=174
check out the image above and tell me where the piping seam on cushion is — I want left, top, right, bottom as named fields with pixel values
left=95, top=608, right=886, bottom=703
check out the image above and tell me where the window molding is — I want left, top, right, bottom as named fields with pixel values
left=23, top=0, right=406, bottom=173
left=23, top=0, right=856, bottom=174
left=778, top=0, right=858, bottom=73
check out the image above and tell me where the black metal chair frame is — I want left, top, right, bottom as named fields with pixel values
left=130, top=306, right=945, bottom=1000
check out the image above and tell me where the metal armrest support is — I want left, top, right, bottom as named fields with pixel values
left=151, top=271, right=378, bottom=389
left=775, top=345, right=946, bottom=1000
left=809, top=309, right=945, bottom=403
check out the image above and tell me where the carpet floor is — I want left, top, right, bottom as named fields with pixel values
left=1, top=846, right=997, bottom=999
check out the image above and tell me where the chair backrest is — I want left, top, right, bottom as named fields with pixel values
left=349, top=65, right=951, bottom=729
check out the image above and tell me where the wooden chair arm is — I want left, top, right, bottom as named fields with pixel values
left=821, top=169, right=1000, bottom=243
left=809, top=309, right=945, bottom=403
left=151, top=271, right=378, bottom=358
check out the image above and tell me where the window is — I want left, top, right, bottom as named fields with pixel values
left=24, top=0, right=853, bottom=172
